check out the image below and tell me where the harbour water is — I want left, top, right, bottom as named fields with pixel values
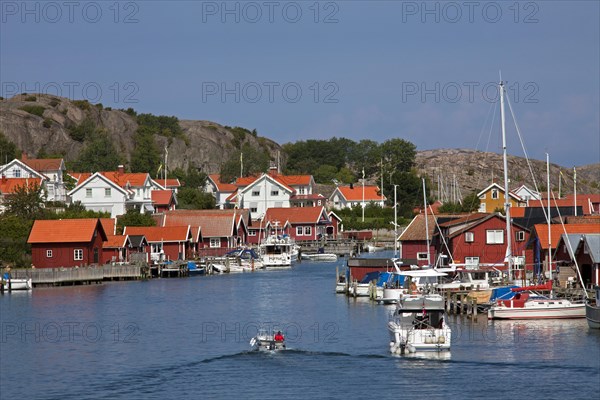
left=1, top=253, right=599, bottom=399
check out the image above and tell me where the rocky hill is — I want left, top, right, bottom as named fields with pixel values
left=0, top=94, right=281, bottom=172
left=1, top=94, right=598, bottom=195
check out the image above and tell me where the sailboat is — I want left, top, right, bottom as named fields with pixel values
left=487, top=81, right=585, bottom=320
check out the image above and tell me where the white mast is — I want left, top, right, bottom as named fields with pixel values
left=547, top=153, right=552, bottom=284
left=500, top=80, right=513, bottom=281
left=394, top=184, right=398, bottom=258
left=573, top=167, right=577, bottom=216
left=164, top=145, right=168, bottom=188
left=362, top=168, right=365, bottom=222
left=422, top=178, right=431, bottom=266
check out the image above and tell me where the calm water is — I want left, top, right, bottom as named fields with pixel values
left=1, top=253, right=599, bottom=400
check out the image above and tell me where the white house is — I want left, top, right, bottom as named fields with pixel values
left=512, top=184, right=541, bottom=204
left=69, top=167, right=158, bottom=217
left=0, top=158, right=65, bottom=201
left=231, top=174, right=293, bottom=218
left=206, top=174, right=238, bottom=209
left=329, top=184, right=386, bottom=209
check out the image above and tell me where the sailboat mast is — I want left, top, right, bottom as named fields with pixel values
left=547, top=153, right=552, bottom=285
left=422, top=178, right=431, bottom=266
left=500, top=81, right=513, bottom=280
left=394, top=184, right=398, bottom=258
left=573, top=167, right=577, bottom=216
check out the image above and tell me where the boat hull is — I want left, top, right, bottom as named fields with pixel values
left=2, top=278, right=32, bottom=291
left=586, top=303, right=600, bottom=329
left=488, top=303, right=586, bottom=319
left=300, top=253, right=338, bottom=262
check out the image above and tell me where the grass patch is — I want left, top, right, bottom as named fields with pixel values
left=19, top=105, right=45, bottom=117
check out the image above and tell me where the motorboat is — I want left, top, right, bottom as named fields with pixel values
left=365, top=244, right=385, bottom=252
left=380, top=268, right=448, bottom=304
left=586, top=285, right=600, bottom=329
left=259, top=234, right=295, bottom=267
left=388, top=292, right=451, bottom=354
left=487, top=282, right=586, bottom=319
left=1, top=275, right=32, bottom=291
left=249, top=329, right=286, bottom=351
left=187, top=261, right=206, bottom=276
left=301, top=252, right=338, bottom=262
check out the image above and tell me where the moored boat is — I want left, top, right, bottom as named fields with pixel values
left=487, top=282, right=586, bottom=319
left=259, top=234, right=295, bottom=267
left=586, top=285, right=600, bottom=329
left=301, top=252, right=338, bottom=262
left=1, top=274, right=32, bottom=291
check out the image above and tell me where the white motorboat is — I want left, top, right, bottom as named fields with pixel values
left=259, top=234, right=295, bottom=267
left=249, top=329, right=286, bottom=351
left=388, top=292, right=451, bottom=354
left=487, top=282, right=586, bottom=320
left=365, top=244, right=385, bottom=252
left=301, top=252, right=338, bottom=262
left=1, top=277, right=33, bottom=291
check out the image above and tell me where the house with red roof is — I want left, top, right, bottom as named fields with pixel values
left=329, top=184, right=386, bottom=209
left=256, top=206, right=332, bottom=244
left=158, top=209, right=247, bottom=257
left=152, top=190, right=177, bottom=213
left=27, top=218, right=107, bottom=268
left=437, top=213, right=533, bottom=271
left=0, top=177, right=45, bottom=213
left=230, top=173, right=295, bottom=217
left=69, top=166, right=158, bottom=217
left=103, top=235, right=131, bottom=264
left=476, top=182, right=525, bottom=213
left=556, top=233, right=600, bottom=287
left=562, top=194, right=600, bottom=215
left=398, top=214, right=439, bottom=266
left=124, top=225, right=193, bottom=263
left=206, top=174, right=238, bottom=209
left=0, top=154, right=65, bottom=202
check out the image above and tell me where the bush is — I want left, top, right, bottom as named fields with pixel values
left=43, top=118, right=53, bottom=128
left=19, top=105, right=45, bottom=117
left=49, top=100, right=60, bottom=107
left=95, top=103, right=103, bottom=110
left=68, top=118, right=96, bottom=142
left=25, top=96, right=37, bottom=102
left=72, top=100, right=91, bottom=111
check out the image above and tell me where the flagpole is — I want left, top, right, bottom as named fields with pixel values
left=164, top=146, right=168, bottom=188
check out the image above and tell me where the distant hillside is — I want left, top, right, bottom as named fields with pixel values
left=1, top=94, right=597, bottom=195
left=415, top=149, right=600, bottom=198
left=0, top=94, right=281, bottom=173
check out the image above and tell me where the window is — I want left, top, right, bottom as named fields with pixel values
left=465, top=232, right=474, bottom=242
left=105, top=188, right=111, bottom=197
left=13, top=168, right=21, bottom=178
left=478, top=203, right=486, bottom=212
left=250, top=207, right=258, bottom=213
left=486, top=230, right=504, bottom=244
left=46, top=250, right=53, bottom=258
left=209, top=238, right=221, bottom=248
left=465, top=256, right=480, bottom=266
left=74, top=249, right=83, bottom=260
left=516, top=231, right=525, bottom=241
left=491, top=189, right=499, bottom=199
left=86, top=188, right=92, bottom=198
left=271, top=190, right=279, bottom=196
left=252, top=190, right=260, bottom=196
left=298, top=187, right=306, bottom=195
left=417, top=252, right=429, bottom=260
left=304, top=226, right=312, bottom=236
left=296, top=226, right=304, bottom=236
left=248, top=230, right=257, bottom=236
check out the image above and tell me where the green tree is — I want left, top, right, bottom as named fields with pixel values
left=116, top=210, right=156, bottom=234
left=0, top=131, right=19, bottom=162
left=130, top=126, right=161, bottom=175
left=44, top=202, right=110, bottom=219
left=4, top=183, right=47, bottom=220
left=461, top=191, right=481, bottom=213
left=177, top=187, right=216, bottom=209
left=336, top=167, right=356, bottom=184
left=67, top=118, right=96, bottom=142
left=220, top=144, right=269, bottom=183
left=0, top=215, right=33, bottom=267
left=70, top=130, right=124, bottom=172
left=313, top=164, right=338, bottom=184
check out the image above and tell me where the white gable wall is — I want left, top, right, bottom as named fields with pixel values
left=70, top=176, right=127, bottom=217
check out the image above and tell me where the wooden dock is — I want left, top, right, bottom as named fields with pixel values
left=8, top=265, right=144, bottom=287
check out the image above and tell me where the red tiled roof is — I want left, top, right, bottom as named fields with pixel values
left=161, top=210, right=238, bottom=237
left=235, top=175, right=260, bottom=187
left=0, top=178, right=43, bottom=194
left=28, top=218, right=106, bottom=244
left=438, top=213, right=488, bottom=228
left=164, top=178, right=181, bottom=188
left=264, top=207, right=328, bottom=225
left=124, top=226, right=191, bottom=242
left=399, top=214, right=436, bottom=241
left=511, top=207, right=526, bottom=218
left=564, top=194, right=600, bottom=203
left=22, top=158, right=63, bottom=172
left=151, top=190, right=174, bottom=206
left=527, top=198, right=594, bottom=214
left=71, top=171, right=149, bottom=188
left=209, top=174, right=237, bottom=192
left=533, top=223, right=600, bottom=249
left=99, top=218, right=116, bottom=236
left=337, top=185, right=385, bottom=202
left=104, top=235, right=128, bottom=248
left=277, top=175, right=312, bottom=186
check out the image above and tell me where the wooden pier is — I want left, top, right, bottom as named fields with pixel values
left=7, top=265, right=144, bottom=287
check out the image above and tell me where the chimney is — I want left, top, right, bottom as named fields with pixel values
left=21, top=152, right=27, bottom=161
left=117, top=165, right=125, bottom=174
left=1, top=174, right=6, bottom=184
left=350, top=183, right=354, bottom=189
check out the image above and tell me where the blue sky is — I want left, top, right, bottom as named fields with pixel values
left=2, top=1, right=599, bottom=167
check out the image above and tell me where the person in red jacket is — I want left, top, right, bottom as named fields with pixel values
left=274, top=331, right=284, bottom=342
